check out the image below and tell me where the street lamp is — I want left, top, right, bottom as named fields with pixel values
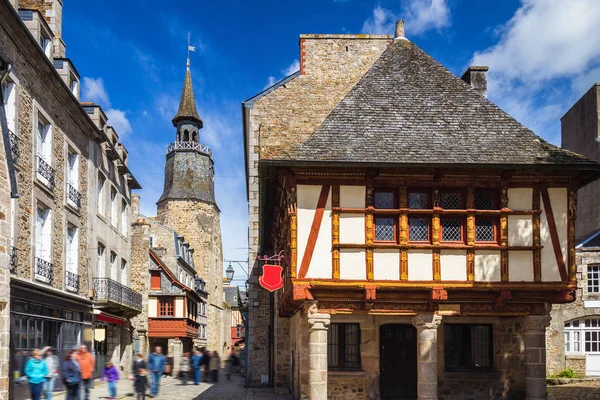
left=226, top=263, right=235, bottom=283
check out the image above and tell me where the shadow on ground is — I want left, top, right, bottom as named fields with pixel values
left=548, top=384, right=600, bottom=400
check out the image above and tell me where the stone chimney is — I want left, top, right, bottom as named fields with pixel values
left=394, top=20, right=405, bottom=40
left=461, top=66, right=489, bottom=98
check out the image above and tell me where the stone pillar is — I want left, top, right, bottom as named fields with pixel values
left=523, top=315, right=552, bottom=400
left=307, top=306, right=330, bottom=400
left=168, top=338, right=183, bottom=377
left=412, top=313, right=442, bottom=400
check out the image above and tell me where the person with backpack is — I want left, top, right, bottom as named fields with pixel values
left=61, top=350, right=80, bottom=400
left=24, top=349, right=48, bottom=400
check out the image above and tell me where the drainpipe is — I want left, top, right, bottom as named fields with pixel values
left=0, top=51, right=19, bottom=198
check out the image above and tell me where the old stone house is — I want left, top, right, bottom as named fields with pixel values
left=548, top=84, right=600, bottom=377
left=0, top=0, right=141, bottom=397
left=242, top=22, right=600, bottom=400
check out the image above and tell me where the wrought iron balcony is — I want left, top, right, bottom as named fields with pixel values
left=94, top=277, right=142, bottom=313
left=35, top=257, right=54, bottom=284
left=8, top=130, right=19, bottom=163
left=37, top=156, right=55, bottom=190
left=67, top=183, right=82, bottom=210
left=167, top=141, right=211, bottom=156
left=66, top=271, right=80, bottom=293
left=9, top=246, right=17, bottom=272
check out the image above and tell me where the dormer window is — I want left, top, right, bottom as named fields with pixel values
left=70, top=76, right=79, bottom=98
left=40, top=35, right=51, bottom=58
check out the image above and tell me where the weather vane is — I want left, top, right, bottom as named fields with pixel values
left=187, top=32, right=196, bottom=69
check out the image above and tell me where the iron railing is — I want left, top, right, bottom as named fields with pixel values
left=167, top=141, right=211, bottom=155
left=8, top=130, right=19, bottom=163
left=9, top=246, right=17, bottom=272
left=35, top=257, right=54, bottom=284
left=37, top=156, right=55, bottom=190
left=67, top=184, right=82, bottom=210
left=94, top=277, right=142, bottom=312
left=65, top=271, right=80, bottom=293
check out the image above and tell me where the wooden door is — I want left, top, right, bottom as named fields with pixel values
left=380, top=324, right=417, bottom=399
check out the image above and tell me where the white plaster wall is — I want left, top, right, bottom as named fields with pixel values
left=148, top=298, right=157, bottom=318
left=540, top=188, right=568, bottom=282
left=407, top=250, right=433, bottom=281
left=508, top=251, right=534, bottom=281
left=340, top=185, right=365, bottom=208
left=340, top=249, right=366, bottom=280
left=508, top=215, right=533, bottom=246
left=297, top=185, right=332, bottom=279
left=175, top=298, right=184, bottom=318
left=339, top=214, right=365, bottom=244
left=474, top=250, right=501, bottom=282
left=373, top=249, right=400, bottom=280
left=508, top=188, right=533, bottom=210
left=440, top=250, right=467, bottom=281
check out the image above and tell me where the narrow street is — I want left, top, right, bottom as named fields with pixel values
left=548, top=381, right=600, bottom=400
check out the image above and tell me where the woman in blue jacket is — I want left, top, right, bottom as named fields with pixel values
left=24, top=349, right=48, bottom=400
left=61, top=350, right=81, bottom=400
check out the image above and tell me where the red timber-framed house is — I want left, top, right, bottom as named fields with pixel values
left=242, top=22, right=600, bottom=400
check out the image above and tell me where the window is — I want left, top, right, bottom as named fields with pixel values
left=408, top=191, right=429, bottom=209
left=110, top=252, right=117, bottom=281
left=408, top=190, right=431, bottom=242
left=35, top=206, right=51, bottom=262
left=475, top=190, right=499, bottom=243
left=2, top=80, right=16, bottom=133
left=374, top=191, right=396, bottom=242
left=97, top=174, right=105, bottom=215
left=67, top=151, right=79, bottom=189
left=40, top=35, right=51, bottom=58
left=121, top=259, right=128, bottom=285
left=110, top=188, right=118, bottom=227
left=441, top=217, right=464, bottom=242
left=441, top=191, right=463, bottom=210
left=327, top=323, right=361, bottom=370
left=476, top=218, right=496, bottom=242
left=588, top=265, right=600, bottom=293
left=121, top=200, right=128, bottom=236
left=444, top=324, right=492, bottom=371
left=150, top=271, right=161, bottom=290
left=474, top=191, right=496, bottom=210
left=158, top=297, right=174, bottom=317
left=97, top=243, right=105, bottom=278
left=65, top=225, right=79, bottom=292
left=69, top=76, right=78, bottom=97
left=36, top=120, right=52, bottom=187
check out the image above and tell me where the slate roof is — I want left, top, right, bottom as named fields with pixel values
left=172, top=67, right=203, bottom=127
left=291, top=39, right=597, bottom=167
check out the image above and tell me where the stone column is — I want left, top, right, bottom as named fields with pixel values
left=523, top=315, right=552, bottom=400
left=307, top=306, right=330, bottom=400
left=412, top=313, right=442, bottom=400
left=168, top=338, right=183, bottom=377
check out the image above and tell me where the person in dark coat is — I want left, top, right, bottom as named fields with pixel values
left=131, top=353, right=147, bottom=378
left=200, top=348, right=210, bottom=382
left=61, top=350, right=80, bottom=400
left=134, top=368, right=148, bottom=400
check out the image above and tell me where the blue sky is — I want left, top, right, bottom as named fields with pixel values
left=62, top=0, right=600, bottom=283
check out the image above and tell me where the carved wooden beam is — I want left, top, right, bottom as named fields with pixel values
left=541, top=188, right=568, bottom=282
left=548, top=290, right=576, bottom=304
left=430, top=286, right=448, bottom=301
left=298, top=185, right=330, bottom=279
left=332, top=185, right=340, bottom=279
left=568, top=184, right=578, bottom=283
left=494, top=289, right=512, bottom=310
left=433, top=249, right=441, bottom=281
left=532, top=187, right=541, bottom=282
left=400, top=250, right=408, bottom=281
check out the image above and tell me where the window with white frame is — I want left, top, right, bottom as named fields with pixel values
left=97, top=174, right=105, bottom=215
left=2, top=79, right=16, bottom=133
left=40, top=34, right=52, bottom=58
left=35, top=206, right=51, bottom=262
left=36, top=119, right=53, bottom=187
left=110, top=251, right=117, bottom=281
left=65, top=225, right=79, bottom=291
left=588, top=265, right=600, bottom=294
left=69, top=75, right=79, bottom=98
left=66, top=151, right=80, bottom=209
left=121, top=259, right=128, bottom=285
left=564, top=318, right=600, bottom=354
left=97, top=243, right=105, bottom=278
left=121, top=200, right=128, bottom=236
left=110, top=188, right=118, bottom=227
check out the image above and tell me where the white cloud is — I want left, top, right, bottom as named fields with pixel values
left=283, top=59, right=300, bottom=76
left=264, top=76, right=277, bottom=90
left=106, top=109, right=132, bottom=136
left=362, top=0, right=450, bottom=36
left=82, top=77, right=111, bottom=106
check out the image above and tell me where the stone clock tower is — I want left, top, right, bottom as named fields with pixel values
left=156, top=61, right=224, bottom=353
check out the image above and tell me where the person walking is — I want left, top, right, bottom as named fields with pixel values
left=134, top=368, right=148, bottom=400
left=24, top=349, right=48, bottom=400
left=41, top=347, right=59, bottom=400
left=200, top=348, right=210, bottom=382
left=131, top=353, right=146, bottom=378
left=179, top=352, right=190, bottom=385
left=100, top=361, right=120, bottom=400
left=74, top=345, right=94, bottom=400
left=147, top=346, right=166, bottom=397
left=190, top=351, right=202, bottom=385
left=61, top=350, right=81, bottom=400
left=209, top=351, right=221, bottom=383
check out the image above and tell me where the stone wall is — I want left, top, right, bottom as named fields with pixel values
left=130, top=201, right=151, bottom=355
left=328, top=374, right=368, bottom=400
left=245, top=34, right=391, bottom=386
left=566, top=355, right=586, bottom=376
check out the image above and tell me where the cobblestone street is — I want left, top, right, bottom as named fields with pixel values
left=548, top=381, right=600, bottom=400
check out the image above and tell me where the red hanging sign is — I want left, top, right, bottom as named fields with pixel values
left=259, top=264, right=284, bottom=292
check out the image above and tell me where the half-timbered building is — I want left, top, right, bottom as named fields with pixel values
left=243, top=22, right=600, bottom=400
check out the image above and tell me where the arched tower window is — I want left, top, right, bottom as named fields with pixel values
left=183, top=130, right=190, bottom=142
left=192, top=131, right=198, bottom=142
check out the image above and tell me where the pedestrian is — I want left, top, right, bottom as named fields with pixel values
left=200, top=348, right=210, bottom=382
left=100, top=361, right=120, bottom=400
left=179, top=352, right=190, bottom=385
left=61, top=350, right=80, bottom=400
left=41, top=347, right=59, bottom=400
left=74, top=345, right=94, bottom=400
left=132, top=353, right=146, bottom=377
left=24, top=349, right=48, bottom=400
left=134, top=368, right=148, bottom=400
left=225, top=356, right=232, bottom=381
left=147, top=346, right=166, bottom=397
left=209, top=351, right=221, bottom=383
left=190, top=351, right=202, bottom=385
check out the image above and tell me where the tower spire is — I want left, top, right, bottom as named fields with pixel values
left=172, top=35, right=202, bottom=128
